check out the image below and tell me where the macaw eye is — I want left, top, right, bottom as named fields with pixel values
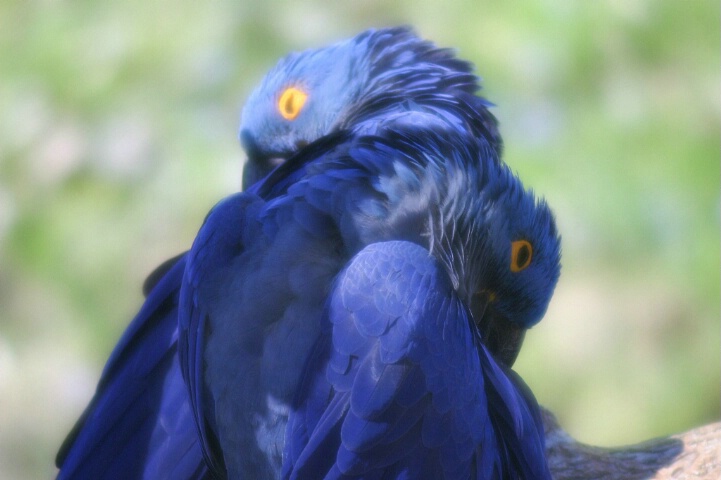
left=278, top=87, right=308, bottom=120
left=510, top=240, right=533, bottom=272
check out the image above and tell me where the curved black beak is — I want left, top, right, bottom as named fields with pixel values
left=239, top=130, right=312, bottom=189
left=471, top=291, right=527, bottom=367
left=482, top=316, right=526, bottom=367
left=240, top=129, right=286, bottom=189
left=242, top=155, right=285, bottom=189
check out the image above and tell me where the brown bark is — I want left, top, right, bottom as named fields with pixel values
left=542, top=408, right=721, bottom=479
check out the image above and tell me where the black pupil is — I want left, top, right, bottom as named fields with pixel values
left=516, top=245, right=530, bottom=268
left=284, top=94, right=294, bottom=113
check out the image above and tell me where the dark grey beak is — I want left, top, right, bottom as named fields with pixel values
left=240, top=129, right=286, bottom=189
left=483, top=317, right=526, bottom=367
left=242, top=155, right=285, bottom=189
left=471, top=291, right=527, bottom=367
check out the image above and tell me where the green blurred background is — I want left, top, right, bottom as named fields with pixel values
left=0, top=1, right=718, bottom=478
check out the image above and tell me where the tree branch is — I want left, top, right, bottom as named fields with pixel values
left=542, top=407, right=721, bottom=479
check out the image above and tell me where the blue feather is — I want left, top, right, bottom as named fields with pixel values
left=56, top=257, right=210, bottom=480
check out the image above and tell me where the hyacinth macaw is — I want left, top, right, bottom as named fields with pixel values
left=56, top=27, right=561, bottom=479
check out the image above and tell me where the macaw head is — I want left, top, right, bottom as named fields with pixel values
left=359, top=127, right=560, bottom=368
left=238, top=27, right=495, bottom=188
left=239, top=37, right=366, bottom=187
left=465, top=165, right=561, bottom=366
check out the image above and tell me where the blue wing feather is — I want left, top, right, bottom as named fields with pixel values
left=284, top=240, right=550, bottom=479
left=177, top=191, right=268, bottom=477
left=56, top=256, right=210, bottom=479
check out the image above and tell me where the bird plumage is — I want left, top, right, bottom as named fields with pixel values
left=57, top=27, right=560, bottom=479
left=55, top=256, right=210, bottom=479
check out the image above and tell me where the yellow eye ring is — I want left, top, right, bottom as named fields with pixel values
left=278, top=87, right=308, bottom=120
left=510, top=240, right=533, bottom=272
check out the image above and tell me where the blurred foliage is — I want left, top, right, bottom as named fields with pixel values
left=0, top=1, right=718, bottom=478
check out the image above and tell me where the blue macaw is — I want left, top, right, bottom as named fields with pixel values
left=56, top=27, right=561, bottom=479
